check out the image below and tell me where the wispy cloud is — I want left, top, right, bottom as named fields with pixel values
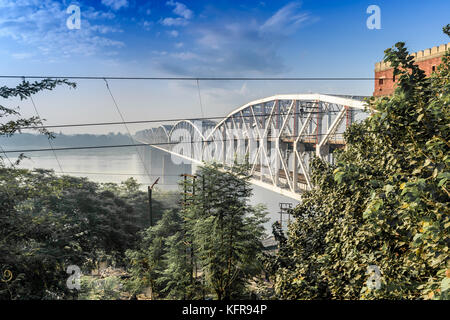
left=170, top=51, right=201, bottom=61
left=168, top=30, right=179, bottom=37
left=141, top=20, right=153, bottom=31
left=260, top=2, right=310, bottom=35
left=160, top=1, right=193, bottom=27
left=11, top=52, right=33, bottom=60
left=166, top=0, right=193, bottom=19
left=154, top=2, right=313, bottom=76
left=160, top=17, right=189, bottom=27
left=0, top=0, right=124, bottom=60
left=101, top=0, right=129, bottom=11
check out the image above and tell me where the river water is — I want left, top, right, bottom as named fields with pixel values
left=7, top=145, right=297, bottom=233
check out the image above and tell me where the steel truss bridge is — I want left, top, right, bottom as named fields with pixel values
left=135, top=94, right=368, bottom=200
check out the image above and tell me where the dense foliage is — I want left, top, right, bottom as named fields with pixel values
left=270, top=31, right=449, bottom=299
left=0, top=169, right=171, bottom=299
left=126, top=162, right=268, bottom=300
left=0, top=78, right=176, bottom=299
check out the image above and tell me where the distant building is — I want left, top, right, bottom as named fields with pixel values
left=374, top=43, right=450, bottom=96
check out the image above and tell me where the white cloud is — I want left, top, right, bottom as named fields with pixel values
left=84, top=7, right=116, bottom=20
left=142, top=20, right=153, bottom=30
left=166, top=0, right=193, bottom=19
left=0, top=0, right=125, bottom=60
left=260, top=2, right=310, bottom=35
left=91, top=25, right=123, bottom=34
left=11, top=52, right=33, bottom=59
left=154, top=2, right=313, bottom=76
left=160, top=17, right=189, bottom=27
left=168, top=30, right=179, bottom=37
left=161, top=1, right=193, bottom=27
left=101, top=0, right=129, bottom=11
left=171, top=51, right=200, bottom=60
left=175, top=42, right=184, bottom=48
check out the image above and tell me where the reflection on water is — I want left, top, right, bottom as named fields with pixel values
left=9, top=145, right=297, bottom=233
left=9, top=146, right=186, bottom=191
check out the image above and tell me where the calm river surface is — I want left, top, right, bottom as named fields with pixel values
left=8, top=145, right=297, bottom=232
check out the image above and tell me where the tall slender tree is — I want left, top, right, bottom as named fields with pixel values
left=190, top=162, right=268, bottom=300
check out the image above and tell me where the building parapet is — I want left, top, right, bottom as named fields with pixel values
left=375, top=42, right=450, bottom=72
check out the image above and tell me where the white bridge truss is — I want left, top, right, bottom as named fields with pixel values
left=135, top=94, right=368, bottom=200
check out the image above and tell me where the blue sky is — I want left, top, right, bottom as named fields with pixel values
left=0, top=0, right=449, bottom=133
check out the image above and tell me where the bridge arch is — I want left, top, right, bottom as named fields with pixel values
left=136, top=93, right=368, bottom=200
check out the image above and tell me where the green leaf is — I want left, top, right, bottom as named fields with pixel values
left=417, top=114, right=424, bottom=122
left=441, top=278, right=450, bottom=292
left=438, top=177, right=447, bottom=187
left=334, top=171, right=345, bottom=184
left=384, top=184, right=394, bottom=194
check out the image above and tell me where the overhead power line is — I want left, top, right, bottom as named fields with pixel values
left=0, top=145, right=14, bottom=166
left=51, top=171, right=190, bottom=177
left=104, top=78, right=152, bottom=183
left=17, top=110, right=364, bottom=130
left=196, top=79, right=205, bottom=118
left=0, top=75, right=390, bottom=81
left=29, top=94, right=65, bottom=174
left=2, top=132, right=377, bottom=154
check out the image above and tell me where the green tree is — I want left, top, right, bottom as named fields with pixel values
left=125, top=162, right=268, bottom=300
left=189, top=162, right=268, bottom=300
left=125, top=209, right=184, bottom=299
left=0, top=168, right=152, bottom=299
left=273, top=29, right=449, bottom=300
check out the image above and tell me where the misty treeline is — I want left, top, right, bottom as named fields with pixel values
left=0, top=132, right=132, bottom=148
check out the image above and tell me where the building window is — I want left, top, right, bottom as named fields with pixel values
left=432, top=65, right=436, bottom=72
left=379, top=78, right=384, bottom=85
left=392, top=74, right=395, bottom=81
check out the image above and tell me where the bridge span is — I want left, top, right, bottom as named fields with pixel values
left=135, top=94, right=369, bottom=201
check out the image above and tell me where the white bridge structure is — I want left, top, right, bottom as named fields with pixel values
left=135, top=94, right=368, bottom=200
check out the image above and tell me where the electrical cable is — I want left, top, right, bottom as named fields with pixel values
left=0, top=75, right=393, bottom=81
left=2, top=132, right=377, bottom=154
left=196, top=79, right=205, bottom=118
left=29, top=92, right=65, bottom=174
left=17, top=109, right=366, bottom=130
left=51, top=170, right=190, bottom=177
left=103, top=78, right=153, bottom=184
left=0, top=144, right=14, bottom=167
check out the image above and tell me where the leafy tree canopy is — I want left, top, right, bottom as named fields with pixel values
left=272, top=28, right=449, bottom=300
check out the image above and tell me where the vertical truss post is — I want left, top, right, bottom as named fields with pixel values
left=315, top=100, right=323, bottom=158
left=293, top=140, right=298, bottom=192
left=273, top=101, right=280, bottom=187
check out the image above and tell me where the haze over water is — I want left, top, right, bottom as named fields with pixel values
left=7, top=145, right=297, bottom=233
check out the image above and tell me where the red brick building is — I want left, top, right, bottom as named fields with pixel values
left=374, top=43, right=449, bottom=96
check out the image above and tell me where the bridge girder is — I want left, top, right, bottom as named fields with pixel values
left=135, top=94, right=368, bottom=200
